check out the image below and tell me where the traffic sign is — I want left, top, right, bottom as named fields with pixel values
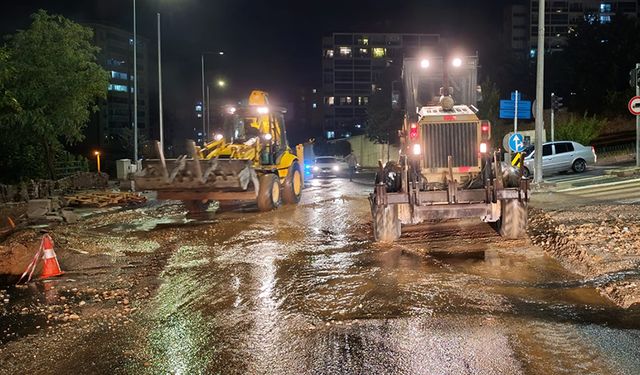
left=499, top=100, right=532, bottom=120
left=508, top=133, right=525, bottom=153
left=511, top=152, right=523, bottom=167
left=629, top=96, right=640, bottom=116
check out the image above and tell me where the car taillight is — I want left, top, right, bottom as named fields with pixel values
left=409, top=123, right=418, bottom=139
left=480, top=120, right=491, bottom=140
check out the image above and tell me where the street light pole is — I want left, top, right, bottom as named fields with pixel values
left=206, top=84, right=211, bottom=139
left=133, top=0, right=139, bottom=165
left=157, top=13, right=164, bottom=152
left=533, top=0, right=545, bottom=184
left=201, top=54, right=206, bottom=144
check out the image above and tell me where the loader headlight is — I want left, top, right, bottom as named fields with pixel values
left=263, top=133, right=273, bottom=141
left=480, top=142, right=488, bottom=154
left=412, top=143, right=421, bottom=155
left=257, top=106, right=269, bottom=114
left=214, top=133, right=223, bottom=141
left=313, top=166, right=320, bottom=172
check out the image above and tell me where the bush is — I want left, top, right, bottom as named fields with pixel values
left=554, top=114, right=605, bottom=145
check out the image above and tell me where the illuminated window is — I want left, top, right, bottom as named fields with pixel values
left=327, top=96, right=335, bottom=105
left=529, top=48, right=536, bottom=58
left=600, top=3, right=611, bottom=12
left=108, top=84, right=128, bottom=92
left=362, top=38, right=369, bottom=45
left=110, top=71, right=128, bottom=80
left=363, top=97, right=369, bottom=105
left=346, top=96, right=352, bottom=104
left=312, top=103, right=317, bottom=109
left=599, top=15, right=611, bottom=23
left=359, top=48, right=369, bottom=56
left=372, top=48, right=386, bottom=58
left=327, top=131, right=335, bottom=139
left=312, top=88, right=317, bottom=93
left=339, top=46, right=352, bottom=57
left=324, top=49, right=334, bottom=58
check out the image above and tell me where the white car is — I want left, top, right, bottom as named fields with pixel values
left=522, top=141, right=597, bottom=177
left=311, top=156, right=349, bottom=178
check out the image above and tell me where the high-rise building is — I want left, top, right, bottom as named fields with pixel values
left=85, top=23, right=150, bottom=158
left=322, top=33, right=440, bottom=139
left=506, top=1, right=638, bottom=57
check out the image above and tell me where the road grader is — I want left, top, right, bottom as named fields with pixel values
left=134, top=90, right=304, bottom=212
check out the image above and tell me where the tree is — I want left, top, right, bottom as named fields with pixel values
left=0, top=10, right=108, bottom=181
left=552, top=16, right=640, bottom=115
left=554, top=114, right=605, bottom=145
left=365, top=66, right=402, bottom=145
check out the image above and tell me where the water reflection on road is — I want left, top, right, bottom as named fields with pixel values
left=132, top=178, right=640, bottom=374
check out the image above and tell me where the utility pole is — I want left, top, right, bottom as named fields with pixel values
left=514, top=90, right=519, bottom=134
left=533, top=0, right=545, bottom=184
left=157, top=13, right=164, bottom=152
left=636, top=63, right=640, bottom=167
left=133, top=0, right=139, bottom=165
left=550, top=93, right=555, bottom=142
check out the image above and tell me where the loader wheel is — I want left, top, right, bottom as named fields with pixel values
left=498, top=199, right=528, bottom=239
left=283, top=162, right=303, bottom=204
left=257, top=174, right=282, bottom=211
left=372, top=203, right=401, bottom=243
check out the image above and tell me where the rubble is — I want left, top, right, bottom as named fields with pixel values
left=528, top=204, right=640, bottom=308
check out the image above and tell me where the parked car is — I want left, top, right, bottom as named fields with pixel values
left=311, top=156, right=349, bottom=178
left=522, top=141, right=597, bottom=177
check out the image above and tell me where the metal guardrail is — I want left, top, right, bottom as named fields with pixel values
left=53, top=161, right=88, bottom=179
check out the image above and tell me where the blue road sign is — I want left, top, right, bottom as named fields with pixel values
left=499, top=99, right=532, bottom=120
left=508, top=133, right=525, bottom=153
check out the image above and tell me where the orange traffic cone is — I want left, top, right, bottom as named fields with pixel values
left=40, top=234, right=64, bottom=279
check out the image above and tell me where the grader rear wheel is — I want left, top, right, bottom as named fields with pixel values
left=257, top=174, right=282, bottom=211
left=283, top=162, right=303, bottom=204
left=498, top=199, right=528, bottom=239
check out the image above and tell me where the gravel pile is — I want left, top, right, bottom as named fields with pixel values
left=528, top=205, right=640, bottom=308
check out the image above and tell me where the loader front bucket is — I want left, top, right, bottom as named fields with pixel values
left=134, top=157, right=259, bottom=194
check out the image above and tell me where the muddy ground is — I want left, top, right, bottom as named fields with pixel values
left=0, top=180, right=639, bottom=374
left=528, top=200, right=640, bottom=308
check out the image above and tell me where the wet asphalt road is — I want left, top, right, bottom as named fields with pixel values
left=3, top=178, right=640, bottom=374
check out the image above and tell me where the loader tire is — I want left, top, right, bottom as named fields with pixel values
left=283, top=162, right=303, bottom=204
left=257, top=174, right=282, bottom=211
left=372, top=204, right=401, bottom=243
left=498, top=199, right=528, bottom=239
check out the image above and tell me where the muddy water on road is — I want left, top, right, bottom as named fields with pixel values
left=98, top=178, right=638, bottom=375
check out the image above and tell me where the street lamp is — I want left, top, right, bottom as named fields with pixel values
left=94, top=151, right=102, bottom=173
left=206, top=78, right=228, bottom=138
left=201, top=51, right=225, bottom=144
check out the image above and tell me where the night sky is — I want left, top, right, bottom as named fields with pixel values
left=1, top=0, right=510, bottom=142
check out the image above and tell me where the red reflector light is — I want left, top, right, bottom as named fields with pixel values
left=443, top=115, right=456, bottom=121
left=409, top=123, right=418, bottom=139
left=481, top=125, right=489, bottom=132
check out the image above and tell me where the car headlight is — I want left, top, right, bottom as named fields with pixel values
left=412, top=144, right=421, bottom=155
left=332, top=165, right=340, bottom=171
left=313, top=166, right=319, bottom=172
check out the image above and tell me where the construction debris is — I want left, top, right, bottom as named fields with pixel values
left=63, top=192, right=146, bottom=208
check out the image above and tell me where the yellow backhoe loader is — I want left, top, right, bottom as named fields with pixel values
left=134, top=90, right=304, bottom=212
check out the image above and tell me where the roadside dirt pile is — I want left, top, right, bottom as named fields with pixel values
left=529, top=205, right=640, bottom=308
left=0, top=172, right=108, bottom=203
